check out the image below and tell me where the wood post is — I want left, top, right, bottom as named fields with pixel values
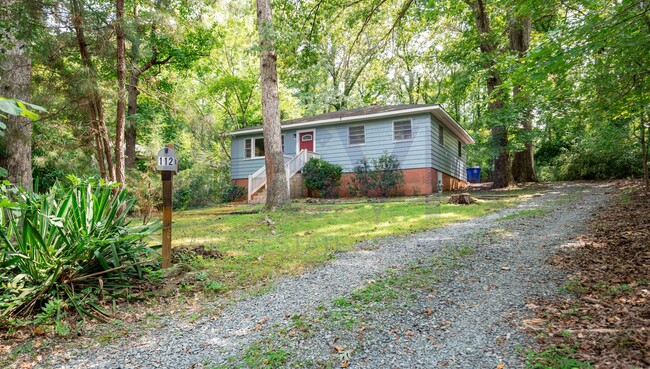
left=161, top=143, right=174, bottom=268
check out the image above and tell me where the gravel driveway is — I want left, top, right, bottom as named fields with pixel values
left=48, top=182, right=612, bottom=369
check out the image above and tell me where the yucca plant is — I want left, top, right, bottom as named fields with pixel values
left=0, top=177, right=161, bottom=321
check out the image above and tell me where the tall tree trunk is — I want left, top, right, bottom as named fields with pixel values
left=256, top=0, right=289, bottom=210
left=509, top=15, right=537, bottom=183
left=641, top=113, right=649, bottom=193
left=125, top=73, right=138, bottom=169
left=71, top=0, right=114, bottom=181
left=125, top=4, right=141, bottom=170
left=125, top=6, right=170, bottom=169
left=115, top=0, right=126, bottom=187
left=0, top=1, right=33, bottom=190
left=466, top=0, right=513, bottom=188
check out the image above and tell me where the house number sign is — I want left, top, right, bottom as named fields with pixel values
left=156, top=147, right=178, bottom=173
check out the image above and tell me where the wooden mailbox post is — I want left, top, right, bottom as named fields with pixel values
left=157, top=144, right=178, bottom=269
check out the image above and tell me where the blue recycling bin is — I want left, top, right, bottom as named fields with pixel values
left=466, top=167, right=481, bottom=183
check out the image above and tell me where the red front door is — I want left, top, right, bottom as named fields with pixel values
left=299, top=131, right=314, bottom=152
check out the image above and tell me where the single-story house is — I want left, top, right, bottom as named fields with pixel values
left=229, top=104, right=474, bottom=202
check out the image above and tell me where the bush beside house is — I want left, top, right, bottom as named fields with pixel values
left=302, top=158, right=343, bottom=198
left=349, top=152, right=404, bottom=197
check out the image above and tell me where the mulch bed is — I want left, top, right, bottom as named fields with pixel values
left=526, top=181, right=650, bottom=367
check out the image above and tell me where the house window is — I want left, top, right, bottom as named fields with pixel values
left=281, top=135, right=285, bottom=153
left=301, top=134, right=313, bottom=141
left=244, top=137, right=265, bottom=159
left=458, top=140, right=462, bottom=157
left=439, top=125, right=444, bottom=146
left=245, top=138, right=252, bottom=159
left=393, top=120, right=412, bottom=141
left=348, top=125, right=365, bottom=146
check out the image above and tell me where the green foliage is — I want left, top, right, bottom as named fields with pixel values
left=0, top=97, right=46, bottom=178
left=221, top=184, right=246, bottom=203
left=174, top=164, right=223, bottom=209
left=350, top=152, right=404, bottom=197
left=525, top=345, right=592, bottom=369
left=243, top=342, right=290, bottom=368
left=0, top=97, right=46, bottom=126
left=349, top=158, right=373, bottom=197
left=371, top=152, right=404, bottom=197
left=126, top=169, right=162, bottom=224
left=301, top=158, right=343, bottom=198
left=538, top=126, right=642, bottom=181
left=0, top=177, right=161, bottom=321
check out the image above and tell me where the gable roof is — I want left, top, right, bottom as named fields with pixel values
left=230, top=104, right=475, bottom=144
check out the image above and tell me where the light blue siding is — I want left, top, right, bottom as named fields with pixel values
left=314, top=113, right=432, bottom=172
left=230, top=132, right=298, bottom=179
left=430, top=115, right=467, bottom=180
left=230, top=112, right=467, bottom=181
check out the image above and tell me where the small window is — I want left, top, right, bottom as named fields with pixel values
left=439, top=125, right=444, bottom=146
left=245, top=137, right=265, bottom=159
left=281, top=134, right=285, bottom=153
left=301, top=134, right=313, bottom=141
left=458, top=140, right=462, bottom=157
left=245, top=138, right=252, bottom=159
left=254, top=138, right=265, bottom=157
left=348, top=125, right=365, bottom=146
left=393, top=120, right=412, bottom=141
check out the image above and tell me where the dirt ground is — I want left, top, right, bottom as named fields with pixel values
left=526, top=180, right=650, bottom=367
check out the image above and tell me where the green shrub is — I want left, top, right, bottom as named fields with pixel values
left=536, top=125, right=642, bottom=181
left=302, top=158, right=343, bottom=198
left=371, top=152, right=404, bottom=197
left=349, top=158, right=373, bottom=197
left=349, top=152, right=404, bottom=197
left=221, top=184, right=246, bottom=202
left=126, top=169, right=162, bottom=224
left=174, top=164, right=221, bottom=209
left=0, top=177, right=161, bottom=321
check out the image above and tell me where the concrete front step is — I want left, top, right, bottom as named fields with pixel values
left=250, top=188, right=266, bottom=204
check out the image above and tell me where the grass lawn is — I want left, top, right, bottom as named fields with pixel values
left=156, top=190, right=539, bottom=295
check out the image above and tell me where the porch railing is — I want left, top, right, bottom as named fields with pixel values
left=247, top=149, right=320, bottom=201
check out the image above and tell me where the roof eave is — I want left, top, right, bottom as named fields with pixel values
left=230, top=105, right=475, bottom=145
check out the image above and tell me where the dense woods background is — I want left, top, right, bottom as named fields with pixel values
left=1, top=0, right=648, bottom=206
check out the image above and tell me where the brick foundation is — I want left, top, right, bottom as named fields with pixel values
left=232, top=178, right=248, bottom=188
left=232, top=167, right=467, bottom=198
left=442, top=173, right=466, bottom=191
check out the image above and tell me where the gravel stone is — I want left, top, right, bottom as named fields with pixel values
left=46, top=182, right=612, bottom=369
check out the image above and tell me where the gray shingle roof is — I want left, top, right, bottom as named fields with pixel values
left=229, top=104, right=474, bottom=144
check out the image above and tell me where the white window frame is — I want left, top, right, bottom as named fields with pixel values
left=393, top=119, right=413, bottom=142
left=295, top=129, right=317, bottom=153
left=244, top=137, right=266, bottom=160
left=348, top=124, right=366, bottom=146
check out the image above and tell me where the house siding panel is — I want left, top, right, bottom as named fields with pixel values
left=231, top=114, right=433, bottom=179
left=230, top=131, right=298, bottom=180
left=431, top=115, right=467, bottom=181
left=315, top=113, right=432, bottom=172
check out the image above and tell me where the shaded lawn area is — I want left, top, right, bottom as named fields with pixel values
left=159, top=192, right=538, bottom=293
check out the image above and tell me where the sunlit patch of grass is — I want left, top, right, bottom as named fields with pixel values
left=146, top=195, right=527, bottom=295
left=499, top=208, right=552, bottom=221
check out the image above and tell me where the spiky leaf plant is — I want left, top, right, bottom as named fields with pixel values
left=0, top=177, right=161, bottom=321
